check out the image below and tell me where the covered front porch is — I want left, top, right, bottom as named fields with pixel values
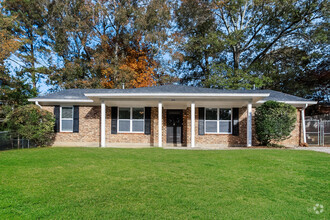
left=85, top=92, right=268, bottom=148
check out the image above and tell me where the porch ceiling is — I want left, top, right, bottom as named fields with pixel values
left=103, top=99, right=256, bottom=108
left=86, top=93, right=269, bottom=107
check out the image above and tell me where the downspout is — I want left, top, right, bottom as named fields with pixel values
left=35, top=101, right=42, bottom=109
left=301, top=104, right=308, bottom=144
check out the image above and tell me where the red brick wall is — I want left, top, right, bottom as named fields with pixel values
left=105, top=107, right=152, bottom=146
left=193, top=108, right=247, bottom=147
left=43, top=106, right=102, bottom=146
left=188, top=107, right=301, bottom=147
left=249, top=108, right=302, bottom=147
left=271, top=109, right=302, bottom=147
left=43, top=105, right=302, bottom=147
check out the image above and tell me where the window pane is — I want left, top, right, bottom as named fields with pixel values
left=133, top=108, right=144, bottom=119
left=119, top=120, right=130, bottom=132
left=62, top=119, right=73, bottom=131
left=219, top=121, right=231, bottom=133
left=119, top=108, right=130, bottom=119
left=206, top=108, right=217, bottom=120
left=62, top=107, right=73, bottom=118
left=206, top=121, right=217, bottom=133
left=132, top=120, right=144, bottom=132
left=220, top=109, right=231, bottom=120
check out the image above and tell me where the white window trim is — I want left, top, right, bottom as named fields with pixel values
left=60, top=106, right=74, bottom=132
left=205, top=108, right=233, bottom=134
left=117, top=107, right=145, bottom=133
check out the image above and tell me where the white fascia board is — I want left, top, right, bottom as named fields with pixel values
left=84, top=93, right=270, bottom=98
left=257, top=100, right=317, bottom=105
left=28, top=98, right=93, bottom=103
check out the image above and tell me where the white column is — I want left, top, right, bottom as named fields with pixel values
left=302, top=105, right=307, bottom=143
left=101, top=100, right=106, bottom=147
left=158, top=101, right=162, bottom=147
left=191, top=102, right=195, bottom=148
left=247, top=101, right=252, bottom=147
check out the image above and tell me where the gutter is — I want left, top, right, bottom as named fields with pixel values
left=35, top=101, right=42, bottom=109
left=257, top=100, right=317, bottom=105
left=84, top=93, right=270, bottom=98
left=28, top=98, right=94, bottom=103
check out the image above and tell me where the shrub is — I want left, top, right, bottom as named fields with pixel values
left=6, top=104, right=55, bottom=147
left=255, top=101, right=296, bottom=146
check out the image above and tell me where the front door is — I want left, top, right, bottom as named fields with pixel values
left=166, top=110, right=183, bottom=144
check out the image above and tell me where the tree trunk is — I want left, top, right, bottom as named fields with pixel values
left=17, top=134, right=20, bottom=149
left=233, top=50, right=240, bottom=72
left=115, top=40, right=119, bottom=88
left=30, top=37, right=37, bottom=90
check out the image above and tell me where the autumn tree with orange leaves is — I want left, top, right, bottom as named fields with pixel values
left=123, top=44, right=157, bottom=88
left=101, top=33, right=157, bottom=89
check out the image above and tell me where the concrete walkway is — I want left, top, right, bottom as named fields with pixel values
left=295, top=147, right=330, bottom=154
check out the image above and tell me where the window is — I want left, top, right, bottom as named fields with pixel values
left=118, top=107, right=144, bottom=133
left=219, top=109, right=231, bottom=133
left=61, top=106, right=73, bottom=132
left=205, top=108, right=232, bottom=134
left=205, top=108, right=217, bottom=133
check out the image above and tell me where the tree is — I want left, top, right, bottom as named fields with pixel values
left=258, top=47, right=312, bottom=97
left=93, top=0, right=173, bottom=88
left=306, top=59, right=330, bottom=103
left=101, top=32, right=158, bottom=88
left=0, top=12, right=33, bottom=107
left=2, top=0, right=50, bottom=93
left=255, top=101, right=297, bottom=146
left=6, top=104, right=55, bottom=147
left=45, top=0, right=173, bottom=90
left=175, top=0, right=328, bottom=91
left=0, top=12, right=21, bottom=70
left=0, top=12, right=20, bottom=99
left=45, top=0, right=102, bottom=90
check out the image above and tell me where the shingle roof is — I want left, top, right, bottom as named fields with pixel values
left=33, top=84, right=312, bottom=102
left=261, top=90, right=310, bottom=102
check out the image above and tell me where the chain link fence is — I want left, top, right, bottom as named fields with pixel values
left=324, top=121, right=330, bottom=146
left=0, top=131, right=37, bottom=150
left=306, top=120, right=330, bottom=146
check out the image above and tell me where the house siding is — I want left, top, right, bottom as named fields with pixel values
left=43, top=105, right=302, bottom=148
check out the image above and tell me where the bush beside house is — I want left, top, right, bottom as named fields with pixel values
left=255, top=101, right=297, bottom=146
left=6, top=104, right=55, bottom=147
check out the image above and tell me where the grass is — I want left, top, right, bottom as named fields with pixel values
left=0, top=148, right=329, bottom=219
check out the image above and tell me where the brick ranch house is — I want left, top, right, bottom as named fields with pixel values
left=29, top=85, right=316, bottom=148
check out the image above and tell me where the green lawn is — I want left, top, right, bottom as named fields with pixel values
left=0, top=148, right=329, bottom=219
